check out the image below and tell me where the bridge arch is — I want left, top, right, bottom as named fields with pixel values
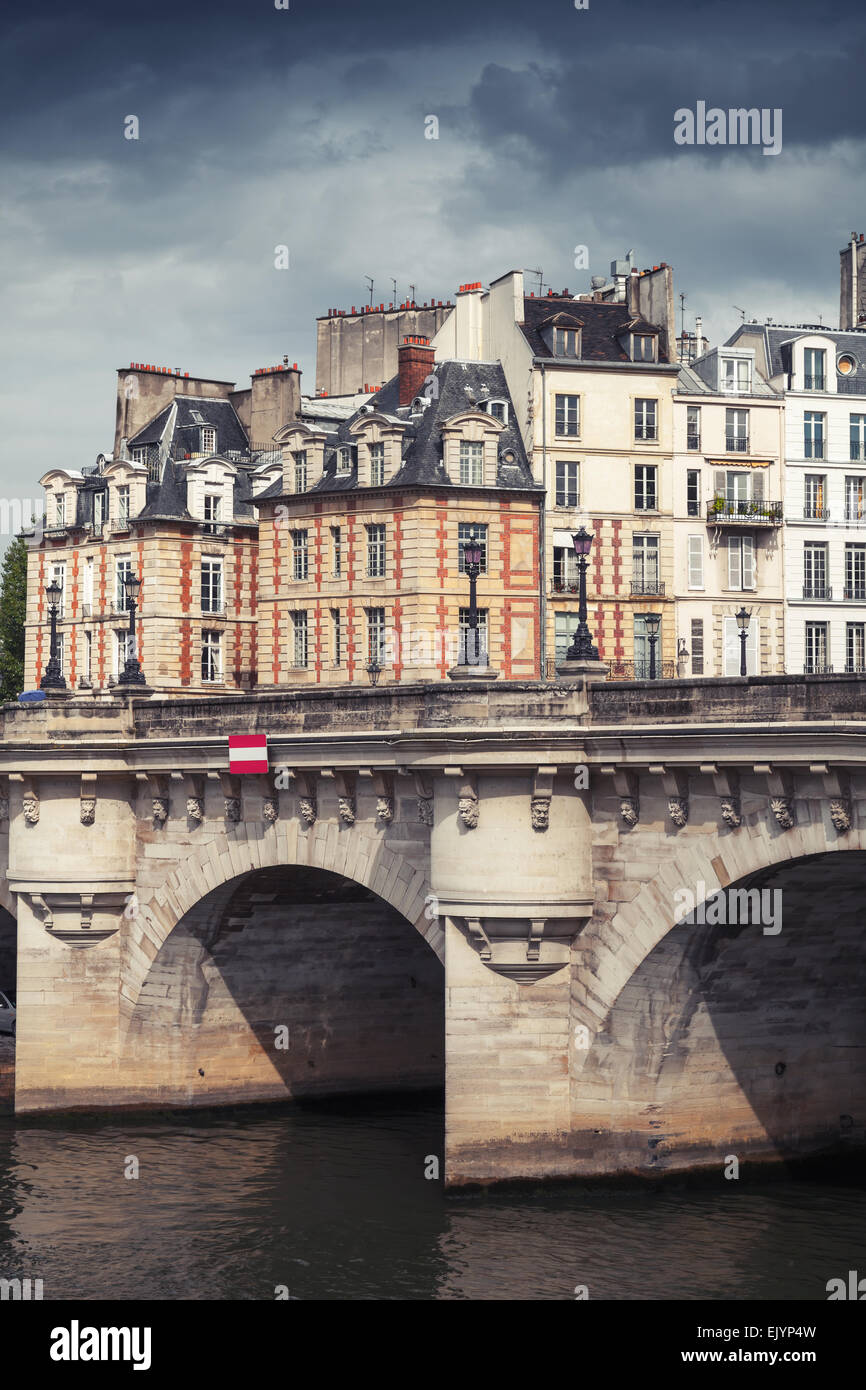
left=577, top=805, right=866, bottom=1031
left=123, top=819, right=439, bottom=1027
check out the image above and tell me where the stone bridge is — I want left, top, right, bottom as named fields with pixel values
left=1, top=674, right=865, bottom=1185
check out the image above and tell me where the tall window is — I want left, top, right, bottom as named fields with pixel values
left=331, top=609, right=342, bottom=667
left=294, top=451, right=307, bottom=493
left=203, top=494, right=221, bottom=534
left=687, top=534, right=704, bottom=589
left=366, top=523, right=386, bottom=578
left=51, top=561, right=66, bottom=617
left=725, top=408, right=749, bottom=452
left=200, top=426, right=216, bottom=455
left=114, top=629, right=132, bottom=677
left=369, top=442, right=385, bottom=487
left=723, top=616, right=758, bottom=675
left=147, top=450, right=160, bottom=485
left=555, top=460, right=579, bottom=507
left=202, top=631, right=222, bottom=682
left=686, top=406, right=701, bottom=451
left=201, top=558, right=223, bottom=613
left=459, top=441, right=483, bottom=485
left=83, top=630, right=92, bottom=681
left=686, top=469, right=700, bottom=516
left=803, top=542, right=829, bottom=598
left=805, top=622, right=829, bottom=673
left=458, top=607, right=488, bottom=665
left=82, top=556, right=94, bottom=612
left=94, top=491, right=106, bottom=529
left=115, top=557, right=132, bottom=611
left=554, top=394, right=580, bottom=437
left=846, top=476, right=866, bottom=522
left=55, top=493, right=66, bottom=526
left=458, top=523, right=488, bottom=573
left=634, top=399, right=658, bottom=441
left=553, top=327, right=579, bottom=357
left=722, top=357, right=751, bottom=392
left=331, top=526, right=342, bottom=577
left=845, top=545, right=866, bottom=600
left=117, top=485, right=130, bottom=522
left=727, top=534, right=755, bottom=590
left=292, top=530, right=309, bottom=581
left=367, top=607, right=386, bottom=663
left=804, top=474, right=827, bottom=520
left=690, top=618, right=704, bottom=675
left=552, top=546, right=579, bottom=589
left=846, top=623, right=865, bottom=673
left=554, top=613, right=580, bottom=664
left=804, top=411, right=825, bottom=460
left=850, top=415, right=866, bottom=461
left=292, top=612, right=308, bottom=668
left=632, top=534, right=660, bottom=592
left=633, top=615, right=659, bottom=678
left=804, top=348, right=826, bottom=391
left=634, top=464, right=657, bottom=510
left=632, top=334, right=654, bottom=362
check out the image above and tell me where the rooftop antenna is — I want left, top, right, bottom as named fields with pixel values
left=391, top=277, right=397, bottom=305
left=526, top=267, right=546, bottom=296
left=365, top=276, right=374, bottom=306
left=733, top=305, right=746, bottom=322
left=409, top=283, right=416, bottom=304
left=679, top=292, right=686, bottom=339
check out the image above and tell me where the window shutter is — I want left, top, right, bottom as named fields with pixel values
left=742, top=534, right=755, bottom=588
left=728, top=535, right=741, bottom=588
left=714, top=469, right=725, bottom=499
left=688, top=535, right=703, bottom=588
left=747, top=618, right=759, bottom=674
left=723, top=617, right=739, bottom=675
left=751, top=469, right=764, bottom=501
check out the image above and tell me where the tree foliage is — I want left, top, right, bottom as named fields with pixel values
left=0, top=536, right=27, bottom=703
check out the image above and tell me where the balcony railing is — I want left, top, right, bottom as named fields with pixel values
left=843, top=587, right=866, bottom=601
left=803, top=506, right=830, bottom=520
left=634, top=427, right=658, bottom=442
left=630, top=579, right=666, bottom=595
left=845, top=662, right=866, bottom=673
left=802, top=585, right=832, bottom=600
left=804, top=443, right=825, bottom=460
left=845, top=506, right=866, bottom=522
left=707, top=499, right=783, bottom=526
left=725, top=436, right=750, bottom=453
left=804, top=662, right=834, bottom=674
left=804, top=375, right=826, bottom=391
left=607, top=659, right=677, bottom=681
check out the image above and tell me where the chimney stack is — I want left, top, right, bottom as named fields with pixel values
left=397, top=335, right=435, bottom=406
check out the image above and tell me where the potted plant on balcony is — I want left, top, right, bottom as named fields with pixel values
left=712, top=496, right=726, bottom=514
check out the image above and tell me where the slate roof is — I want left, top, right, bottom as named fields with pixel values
left=256, top=360, right=539, bottom=502
left=725, top=323, right=866, bottom=394
left=519, top=294, right=673, bottom=364
left=129, top=396, right=250, bottom=456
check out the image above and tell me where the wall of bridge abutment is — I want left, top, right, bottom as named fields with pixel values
left=1, top=677, right=865, bottom=1185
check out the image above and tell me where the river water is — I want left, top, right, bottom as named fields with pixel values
left=0, top=1094, right=863, bottom=1301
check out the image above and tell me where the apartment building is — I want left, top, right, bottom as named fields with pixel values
left=673, top=346, right=785, bottom=677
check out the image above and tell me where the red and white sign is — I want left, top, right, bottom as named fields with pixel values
left=229, top=734, right=268, bottom=774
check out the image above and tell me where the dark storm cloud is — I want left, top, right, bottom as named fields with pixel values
left=0, top=0, right=862, bottom=487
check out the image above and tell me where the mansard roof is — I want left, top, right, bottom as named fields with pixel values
left=519, top=294, right=672, bottom=364
left=256, top=359, right=538, bottom=501
left=129, top=395, right=250, bottom=456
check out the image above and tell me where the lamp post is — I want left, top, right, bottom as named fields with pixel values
left=564, top=527, right=600, bottom=661
left=366, top=658, right=382, bottom=687
left=118, top=571, right=147, bottom=685
left=736, top=605, right=752, bottom=677
left=644, top=612, right=661, bottom=680
left=40, top=579, right=66, bottom=690
left=461, top=529, right=484, bottom=666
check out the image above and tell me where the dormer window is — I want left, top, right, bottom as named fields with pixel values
left=486, top=400, right=508, bottom=424
left=200, top=426, right=216, bottom=455
left=553, top=327, right=579, bottom=357
left=804, top=348, right=826, bottom=391
left=370, top=442, right=385, bottom=487
left=632, top=334, right=655, bottom=362
left=203, top=494, right=221, bottom=534
left=336, top=447, right=353, bottom=475
left=294, top=450, right=308, bottom=493
left=94, top=491, right=106, bottom=529
left=55, top=493, right=65, bottom=527
left=721, top=358, right=751, bottom=393
left=117, top=485, right=130, bottom=523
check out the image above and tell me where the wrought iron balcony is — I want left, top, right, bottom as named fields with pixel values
left=802, top=585, right=832, bottom=600
left=607, top=659, right=677, bottom=681
left=845, top=506, right=866, bottom=522
left=630, top=579, right=665, bottom=596
left=803, top=375, right=826, bottom=391
left=845, top=662, right=866, bottom=673
left=725, top=436, right=749, bottom=453
left=804, top=444, right=825, bottom=460
left=843, top=587, right=866, bottom=601
left=707, top=499, right=782, bottom=526
left=804, top=662, right=833, bottom=674
left=803, top=506, right=830, bottom=521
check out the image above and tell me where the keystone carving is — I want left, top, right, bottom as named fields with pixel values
left=262, top=797, right=278, bottom=824
left=620, top=797, right=639, bottom=827
left=224, top=796, right=241, bottom=822
left=829, top=798, right=851, bottom=832
left=376, top=795, right=393, bottom=824
left=531, top=767, right=556, bottom=833
left=457, top=776, right=479, bottom=830
left=80, top=798, right=96, bottom=826
left=770, top=796, right=795, bottom=829
left=417, top=797, right=433, bottom=827
left=720, top=797, right=742, bottom=829
left=186, top=796, right=204, bottom=822
left=668, top=796, right=689, bottom=828
left=152, top=797, right=169, bottom=825
left=531, top=797, right=550, bottom=831
left=23, top=795, right=40, bottom=825
left=298, top=796, right=317, bottom=826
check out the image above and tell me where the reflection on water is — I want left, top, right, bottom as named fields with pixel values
left=0, top=1096, right=862, bottom=1300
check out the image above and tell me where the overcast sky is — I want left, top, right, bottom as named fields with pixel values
left=1, top=0, right=863, bottom=525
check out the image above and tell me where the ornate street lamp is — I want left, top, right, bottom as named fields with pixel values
left=40, top=579, right=66, bottom=690
left=366, top=658, right=382, bottom=687
left=736, top=605, right=752, bottom=677
left=118, top=571, right=147, bottom=685
left=644, top=612, right=661, bottom=680
left=564, top=527, right=600, bottom=662
left=461, top=529, right=484, bottom=666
